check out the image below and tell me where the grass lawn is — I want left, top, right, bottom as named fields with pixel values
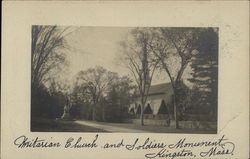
left=31, top=119, right=107, bottom=132
left=79, top=120, right=217, bottom=134
left=31, top=118, right=216, bottom=134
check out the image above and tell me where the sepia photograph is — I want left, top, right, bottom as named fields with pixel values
left=3, top=1, right=249, bottom=158
left=31, top=26, right=218, bottom=134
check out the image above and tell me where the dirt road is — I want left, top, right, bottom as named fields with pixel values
left=74, top=120, right=150, bottom=133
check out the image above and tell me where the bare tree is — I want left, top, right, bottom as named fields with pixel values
left=75, top=66, right=118, bottom=120
left=31, top=25, right=69, bottom=89
left=149, top=28, right=200, bottom=128
left=120, top=28, right=159, bottom=126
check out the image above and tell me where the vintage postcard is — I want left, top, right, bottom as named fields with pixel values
left=1, top=1, right=249, bottom=159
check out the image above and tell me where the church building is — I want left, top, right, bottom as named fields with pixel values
left=129, top=82, right=174, bottom=116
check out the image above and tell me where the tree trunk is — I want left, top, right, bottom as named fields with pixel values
left=140, top=107, right=144, bottom=126
left=102, top=105, right=105, bottom=122
left=173, top=90, right=179, bottom=129
left=92, top=105, right=96, bottom=121
left=140, top=98, right=145, bottom=126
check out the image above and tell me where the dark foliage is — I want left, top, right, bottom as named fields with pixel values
left=188, top=28, right=218, bottom=118
left=69, top=68, right=134, bottom=123
left=31, top=85, right=65, bottom=120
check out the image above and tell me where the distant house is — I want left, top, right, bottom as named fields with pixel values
left=129, top=82, right=174, bottom=116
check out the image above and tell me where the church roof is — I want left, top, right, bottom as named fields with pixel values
left=148, top=82, right=173, bottom=95
left=134, top=82, right=173, bottom=96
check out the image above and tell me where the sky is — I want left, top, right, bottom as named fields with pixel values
left=65, top=27, right=131, bottom=78
left=59, top=26, right=191, bottom=87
